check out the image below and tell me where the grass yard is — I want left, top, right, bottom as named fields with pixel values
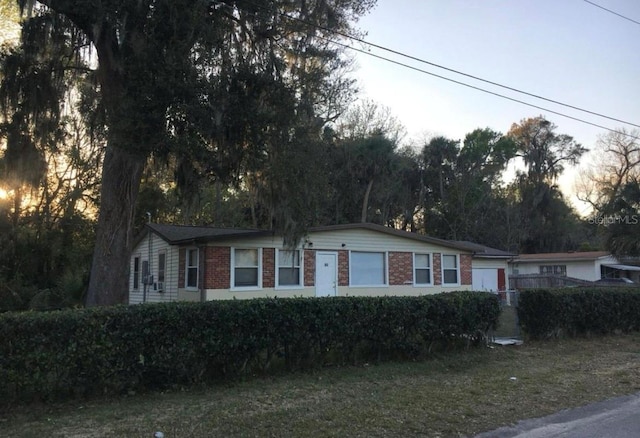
left=2, top=333, right=640, bottom=438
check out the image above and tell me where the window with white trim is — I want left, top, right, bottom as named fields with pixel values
left=350, top=251, right=387, bottom=286
left=157, top=252, right=166, bottom=283
left=133, top=256, right=140, bottom=289
left=186, top=248, right=198, bottom=289
left=442, top=254, right=459, bottom=285
left=414, top=253, right=432, bottom=285
left=233, top=248, right=261, bottom=288
left=277, top=249, right=302, bottom=287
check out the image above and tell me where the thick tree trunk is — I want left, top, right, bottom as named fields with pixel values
left=85, top=145, right=146, bottom=306
left=361, top=179, right=374, bottom=223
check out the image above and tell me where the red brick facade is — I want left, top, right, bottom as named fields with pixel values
left=262, top=248, right=275, bottom=288
left=304, top=250, right=315, bottom=286
left=460, top=254, right=472, bottom=285
left=207, top=247, right=230, bottom=289
left=178, top=248, right=186, bottom=287
left=389, top=252, right=412, bottom=285
left=432, top=253, right=442, bottom=286
left=338, top=250, right=349, bottom=286
left=176, top=245, right=473, bottom=291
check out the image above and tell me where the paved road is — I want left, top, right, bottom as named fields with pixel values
left=474, top=392, right=640, bottom=438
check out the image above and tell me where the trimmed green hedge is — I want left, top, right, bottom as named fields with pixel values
left=518, top=287, right=640, bottom=339
left=0, top=292, right=499, bottom=403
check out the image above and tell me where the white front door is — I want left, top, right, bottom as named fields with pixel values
left=315, top=252, right=337, bottom=297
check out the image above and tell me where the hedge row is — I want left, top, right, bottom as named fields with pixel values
left=0, top=292, right=499, bottom=403
left=518, top=287, right=640, bottom=339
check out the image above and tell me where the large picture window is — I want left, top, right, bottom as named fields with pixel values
left=186, top=248, right=198, bottom=289
left=233, top=248, right=261, bottom=288
left=414, top=253, right=432, bottom=285
left=350, top=251, right=387, bottom=286
left=277, top=249, right=301, bottom=287
left=442, top=255, right=459, bottom=285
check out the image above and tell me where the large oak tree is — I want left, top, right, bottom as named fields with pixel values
left=6, top=0, right=374, bottom=305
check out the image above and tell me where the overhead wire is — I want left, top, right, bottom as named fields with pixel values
left=236, top=0, right=640, bottom=139
left=582, top=0, right=640, bottom=27
left=323, top=36, right=640, bottom=141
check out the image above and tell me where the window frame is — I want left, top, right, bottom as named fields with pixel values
left=540, top=265, right=567, bottom=276
left=413, top=253, right=433, bottom=286
left=441, top=254, right=460, bottom=286
left=276, top=249, right=303, bottom=289
left=231, top=247, right=263, bottom=290
left=133, top=256, right=140, bottom=290
left=349, top=251, right=388, bottom=287
left=185, top=247, right=199, bottom=290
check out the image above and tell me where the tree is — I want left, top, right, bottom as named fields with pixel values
left=419, top=129, right=516, bottom=244
left=576, top=128, right=640, bottom=213
left=507, top=116, right=587, bottom=253
left=8, top=0, right=375, bottom=306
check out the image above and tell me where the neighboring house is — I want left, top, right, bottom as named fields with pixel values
left=509, top=251, right=640, bottom=283
left=129, top=223, right=490, bottom=304
left=455, top=241, right=515, bottom=292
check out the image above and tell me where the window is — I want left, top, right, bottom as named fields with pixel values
left=277, top=249, right=301, bottom=287
left=233, top=248, right=261, bottom=288
left=540, top=265, right=566, bottom=276
left=350, top=251, right=387, bottom=286
left=186, top=248, right=198, bottom=289
left=442, top=255, right=459, bottom=285
left=157, top=252, right=166, bottom=291
left=157, top=252, right=166, bottom=283
left=414, top=253, right=432, bottom=285
left=133, top=256, right=140, bottom=289
left=142, top=260, right=150, bottom=285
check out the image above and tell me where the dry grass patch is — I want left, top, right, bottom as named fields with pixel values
left=2, top=334, right=640, bottom=438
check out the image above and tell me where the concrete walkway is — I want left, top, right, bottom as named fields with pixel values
left=474, top=392, right=640, bottom=438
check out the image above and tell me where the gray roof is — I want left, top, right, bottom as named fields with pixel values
left=146, top=223, right=266, bottom=244
left=453, top=240, right=517, bottom=258
left=140, top=223, right=483, bottom=252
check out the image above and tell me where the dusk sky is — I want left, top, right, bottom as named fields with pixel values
left=349, top=0, right=640, bottom=212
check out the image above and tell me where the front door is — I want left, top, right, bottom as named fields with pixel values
left=315, top=252, right=337, bottom=297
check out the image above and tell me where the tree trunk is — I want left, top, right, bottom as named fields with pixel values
left=85, top=145, right=146, bottom=306
left=361, top=179, right=374, bottom=223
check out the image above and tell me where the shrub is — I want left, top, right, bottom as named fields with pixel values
left=0, top=292, right=499, bottom=403
left=518, top=287, right=640, bottom=339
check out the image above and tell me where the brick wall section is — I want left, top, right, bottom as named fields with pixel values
left=460, top=254, right=472, bottom=285
left=389, top=252, right=413, bottom=285
left=178, top=248, right=186, bottom=287
left=263, top=248, right=275, bottom=288
left=304, top=250, right=315, bottom=286
left=338, top=250, right=349, bottom=286
left=433, top=253, right=442, bottom=286
left=206, top=246, right=230, bottom=289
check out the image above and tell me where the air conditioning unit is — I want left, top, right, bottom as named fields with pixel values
left=156, top=282, right=164, bottom=293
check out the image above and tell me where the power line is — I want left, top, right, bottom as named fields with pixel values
left=241, top=0, right=640, bottom=131
left=323, top=36, right=640, bottom=141
left=582, top=0, right=640, bottom=26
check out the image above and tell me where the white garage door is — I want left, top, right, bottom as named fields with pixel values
left=472, top=268, right=498, bottom=292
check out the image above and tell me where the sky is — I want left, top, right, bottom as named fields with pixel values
left=348, top=0, right=640, bottom=214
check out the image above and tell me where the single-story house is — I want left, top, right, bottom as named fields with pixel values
left=128, top=223, right=509, bottom=304
left=509, top=251, right=640, bottom=283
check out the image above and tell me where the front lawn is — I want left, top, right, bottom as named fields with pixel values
left=2, top=334, right=640, bottom=437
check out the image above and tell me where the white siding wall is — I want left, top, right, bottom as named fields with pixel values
left=217, top=228, right=461, bottom=254
left=509, top=256, right=617, bottom=282
left=129, top=233, right=178, bottom=304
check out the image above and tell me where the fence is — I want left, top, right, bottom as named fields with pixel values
left=508, top=274, right=593, bottom=290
